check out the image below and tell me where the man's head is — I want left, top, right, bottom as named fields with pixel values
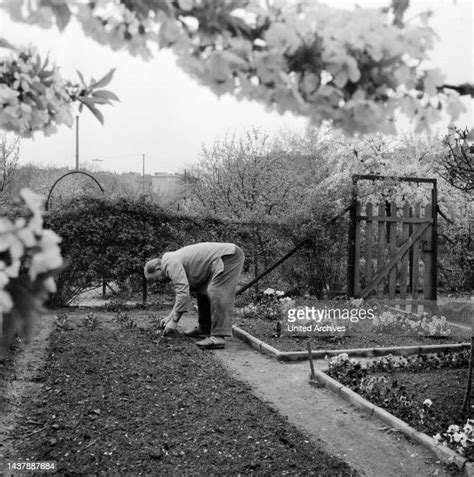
left=144, top=258, right=168, bottom=283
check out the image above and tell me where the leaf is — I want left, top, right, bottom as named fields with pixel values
left=208, top=52, right=231, bottom=83
left=50, top=2, right=71, bottom=31
left=0, top=37, right=17, bottom=51
left=89, top=96, right=112, bottom=105
left=81, top=99, right=105, bottom=125
left=39, top=56, right=50, bottom=74
left=227, top=16, right=252, bottom=37
left=334, top=70, right=348, bottom=88
left=31, top=82, right=47, bottom=94
left=34, top=54, right=42, bottom=73
left=391, top=0, right=410, bottom=26
left=91, top=68, right=116, bottom=89
left=91, top=89, right=120, bottom=102
left=159, top=18, right=182, bottom=46
left=76, top=70, right=86, bottom=86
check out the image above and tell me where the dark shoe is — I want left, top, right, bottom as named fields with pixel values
left=184, top=326, right=209, bottom=338
left=196, top=337, right=225, bottom=350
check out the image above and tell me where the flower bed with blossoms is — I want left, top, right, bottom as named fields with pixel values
left=326, top=352, right=473, bottom=461
left=235, top=289, right=469, bottom=352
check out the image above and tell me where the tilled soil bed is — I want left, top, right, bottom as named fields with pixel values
left=326, top=362, right=473, bottom=462
left=235, top=317, right=469, bottom=352
left=368, top=367, right=470, bottom=438
left=2, top=313, right=356, bottom=475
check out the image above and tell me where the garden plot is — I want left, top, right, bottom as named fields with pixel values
left=235, top=291, right=471, bottom=354
left=1, top=309, right=356, bottom=476
left=320, top=352, right=473, bottom=468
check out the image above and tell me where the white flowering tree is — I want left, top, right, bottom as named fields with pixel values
left=0, top=0, right=473, bottom=351
left=0, top=189, right=63, bottom=352
left=0, top=0, right=472, bottom=138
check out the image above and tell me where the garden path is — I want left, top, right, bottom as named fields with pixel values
left=175, top=311, right=459, bottom=477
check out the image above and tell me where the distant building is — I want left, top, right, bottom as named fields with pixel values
left=116, top=171, right=189, bottom=207
left=151, top=172, right=183, bottom=194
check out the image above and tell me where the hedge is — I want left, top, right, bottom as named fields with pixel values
left=44, top=196, right=348, bottom=305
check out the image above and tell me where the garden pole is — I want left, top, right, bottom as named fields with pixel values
left=142, top=275, right=148, bottom=304
left=75, top=115, right=79, bottom=170
left=307, top=341, right=316, bottom=381
left=462, top=334, right=473, bottom=416
left=235, top=239, right=311, bottom=296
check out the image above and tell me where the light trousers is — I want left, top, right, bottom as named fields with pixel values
left=196, top=246, right=244, bottom=337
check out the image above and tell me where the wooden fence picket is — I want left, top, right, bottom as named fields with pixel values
left=376, top=202, right=386, bottom=297
left=412, top=203, right=421, bottom=302
left=354, top=202, right=362, bottom=297
left=422, top=204, right=434, bottom=312
left=388, top=201, right=398, bottom=300
left=365, top=202, right=374, bottom=286
left=399, top=202, right=410, bottom=310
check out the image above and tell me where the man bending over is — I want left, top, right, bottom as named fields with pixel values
left=144, top=242, right=244, bottom=350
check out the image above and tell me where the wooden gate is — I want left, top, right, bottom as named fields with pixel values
left=347, top=175, right=438, bottom=312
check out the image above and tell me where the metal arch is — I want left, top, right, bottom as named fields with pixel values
left=45, top=171, right=105, bottom=211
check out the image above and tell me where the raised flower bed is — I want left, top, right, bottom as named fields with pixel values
left=321, top=352, right=473, bottom=468
left=234, top=289, right=470, bottom=358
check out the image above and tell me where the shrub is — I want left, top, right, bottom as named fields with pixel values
left=44, top=196, right=345, bottom=305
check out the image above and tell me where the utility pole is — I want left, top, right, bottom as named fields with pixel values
left=142, top=153, right=145, bottom=193
left=75, top=115, right=79, bottom=170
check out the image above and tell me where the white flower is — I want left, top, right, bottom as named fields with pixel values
left=0, top=270, right=10, bottom=288
left=0, top=84, right=20, bottom=102
left=0, top=289, right=13, bottom=312
left=42, top=276, right=57, bottom=293
left=334, top=353, right=349, bottom=362
left=17, top=227, right=36, bottom=248
left=20, top=188, right=44, bottom=216
left=423, top=399, right=432, bottom=407
left=463, top=422, right=473, bottom=434
left=263, top=288, right=275, bottom=295
left=29, top=229, right=63, bottom=280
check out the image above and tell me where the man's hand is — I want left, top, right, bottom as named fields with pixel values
left=160, top=312, right=181, bottom=335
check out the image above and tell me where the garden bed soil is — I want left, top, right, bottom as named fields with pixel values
left=365, top=367, right=470, bottom=439
left=235, top=316, right=469, bottom=353
left=1, top=311, right=356, bottom=475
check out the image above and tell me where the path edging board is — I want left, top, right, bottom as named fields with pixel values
left=310, top=368, right=472, bottom=475
left=232, top=326, right=282, bottom=358
left=232, top=326, right=469, bottom=362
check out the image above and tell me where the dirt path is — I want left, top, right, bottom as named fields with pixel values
left=212, top=334, right=458, bottom=477
left=0, top=314, right=57, bottom=462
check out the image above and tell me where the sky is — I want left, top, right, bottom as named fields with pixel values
left=0, top=0, right=473, bottom=175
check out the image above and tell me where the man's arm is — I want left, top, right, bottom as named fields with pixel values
left=163, top=259, right=191, bottom=315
